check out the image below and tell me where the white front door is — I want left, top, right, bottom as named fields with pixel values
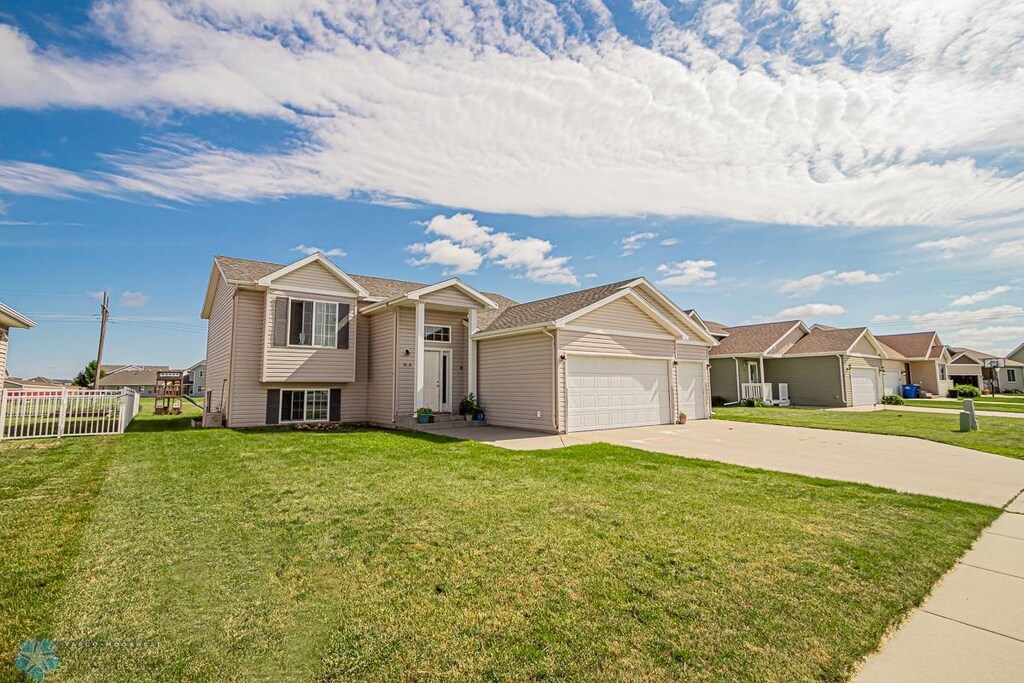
left=851, top=367, right=880, bottom=406
left=423, top=350, right=451, bottom=412
left=676, top=362, right=707, bottom=420
left=566, top=356, right=672, bottom=432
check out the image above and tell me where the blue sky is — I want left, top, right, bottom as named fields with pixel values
left=1, top=0, right=1022, bottom=378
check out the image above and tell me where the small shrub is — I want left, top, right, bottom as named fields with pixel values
left=459, top=393, right=477, bottom=415
left=741, top=397, right=767, bottom=408
left=711, top=395, right=728, bottom=407
left=882, top=394, right=904, bottom=405
left=1004, top=389, right=1023, bottom=395
left=954, top=384, right=981, bottom=398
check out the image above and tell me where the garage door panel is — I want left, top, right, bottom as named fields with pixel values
left=566, top=356, right=672, bottom=432
left=676, top=361, right=708, bottom=421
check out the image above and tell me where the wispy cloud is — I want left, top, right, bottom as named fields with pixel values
left=779, top=270, right=894, bottom=295
left=659, top=238, right=680, bottom=246
left=119, top=290, right=149, bottom=308
left=621, top=232, right=658, bottom=256
left=950, top=285, right=1011, bottom=307
left=655, top=260, right=717, bottom=287
left=777, top=303, right=846, bottom=318
left=916, top=236, right=975, bottom=259
left=292, top=244, right=346, bottom=258
left=407, top=213, right=577, bottom=285
left=870, top=313, right=902, bottom=322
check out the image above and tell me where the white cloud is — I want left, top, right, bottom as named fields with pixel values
left=408, top=213, right=577, bottom=285
left=871, top=313, right=902, bottom=322
left=659, top=238, right=680, bottom=246
left=291, top=244, right=346, bottom=257
left=86, top=290, right=106, bottom=302
left=779, top=269, right=893, bottom=294
left=1, top=2, right=1021, bottom=225
left=777, top=303, right=846, bottom=318
left=119, top=290, right=149, bottom=307
left=944, top=326, right=1024, bottom=354
left=916, top=236, right=976, bottom=258
left=583, top=272, right=598, bottom=279
left=950, top=285, right=1011, bottom=307
left=904, top=304, right=1024, bottom=328
left=621, top=232, right=658, bottom=256
left=992, top=240, right=1024, bottom=259
left=655, top=260, right=718, bottom=287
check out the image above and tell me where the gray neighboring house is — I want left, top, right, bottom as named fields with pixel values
left=97, top=365, right=171, bottom=396
left=199, top=252, right=718, bottom=432
left=709, top=321, right=890, bottom=407
left=0, top=301, right=36, bottom=391
left=946, top=346, right=1024, bottom=394
left=184, top=360, right=207, bottom=397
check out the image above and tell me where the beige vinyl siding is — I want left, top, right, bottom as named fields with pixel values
left=907, top=360, right=942, bottom=395
left=227, top=289, right=270, bottom=427
left=261, top=290, right=357, bottom=383
left=340, top=316, right=369, bottom=422
left=0, top=325, right=8, bottom=389
left=763, top=356, right=845, bottom=407
left=478, top=332, right=555, bottom=432
left=204, top=276, right=235, bottom=413
left=366, top=310, right=396, bottom=425
left=845, top=356, right=883, bottom=406
left=419, top=287, right=482, bottom=309
left=948, top=362, right=983, bottom=382
left=273, top=260, right=360, bottom=294
left=849, top=335, right=878, bottom=356
left=570, top=297, right=671, bottom=338
left=710, top=358, right=741, bottom=403
left=394, top=307, right=469, bottom=416
left=1011, top=347, right=1024, bottom=364
left=631, top=285, right=696, bottom=341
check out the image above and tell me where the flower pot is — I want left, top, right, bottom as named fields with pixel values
left=416, top=414, right=431, bottom=424
left=678, top=413, right=687, bottom=425
left=464, top=414, right=473, bottom=421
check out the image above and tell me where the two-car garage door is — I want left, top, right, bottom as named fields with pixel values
left=566, top=356, right=672, bottom=432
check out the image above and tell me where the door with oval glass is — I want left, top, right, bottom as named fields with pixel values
left=423, top=350, right=451, bottom=412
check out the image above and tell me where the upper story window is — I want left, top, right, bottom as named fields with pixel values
left=939, top=364, right=947, bottom=380
left=289, top=300, right=337, bottom=347
left=424, top=325, right=451, bottom=343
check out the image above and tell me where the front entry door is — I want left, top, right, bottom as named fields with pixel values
left=423, top=350, right=451, bottom=412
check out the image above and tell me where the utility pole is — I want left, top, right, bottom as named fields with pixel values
left=93, top=292, right=109, bottom=390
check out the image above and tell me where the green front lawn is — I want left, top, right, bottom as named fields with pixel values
left=0, top=412, right=998, bottom=682
left=715, top=407, right=1024, bottom=459
left=904, top=398, right=1024, bottom=414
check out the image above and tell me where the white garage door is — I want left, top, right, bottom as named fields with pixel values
left=851, top=368, right=880, bottom=406
left=566, top=356, right=672, bottom=432
left=676, top=362, right=708, bottom=420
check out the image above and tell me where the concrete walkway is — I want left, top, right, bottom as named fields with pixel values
left=887, top=405, right=1024, bottom=419
left=856, top=493, right=1024, bottom=682
left=434, top=421, right=1024, bottom=507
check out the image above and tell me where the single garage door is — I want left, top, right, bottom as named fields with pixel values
left=851, top=367, right=880, bottom=406
left=882, top=367, right=902, bottom=397
left=566, top=356, right=671, bottom=432
left=676, top=361, right=708, bottom=420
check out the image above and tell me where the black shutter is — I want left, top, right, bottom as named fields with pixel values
left=266, top=389, right=280, bottom=425
left=272, top=297, right=288, bottom=347
left=329, top=388, right=341, bottom=422
left=337, top=303, right=351, bottom=349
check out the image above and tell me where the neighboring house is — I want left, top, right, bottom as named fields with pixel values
left=200, top=253, right=717, bottom=432
left=946, top=346, right=1024, bottom=394
left=0, top=301, right=36, bottom=390
left=709, top=321, right=890, bottom=407
left=874, top=332, right=952, bottom=398
left=97, top=364, right=171, bottom=396
left=4, top=377, right=73, bottom=390
left=184, top=360, right=206, bottom=397
left=1003, top=341, right=1024, bottom=392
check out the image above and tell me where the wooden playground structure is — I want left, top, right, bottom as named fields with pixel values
left=154, top=370, right=184, bottom=415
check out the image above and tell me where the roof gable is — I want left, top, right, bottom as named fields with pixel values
left=875, top=331, right=939, bottom=359
left=784, top=327, right=879, bottom=356
left=711, top=320, right=805, bottom=356
left=257, top=253, right=368, bottom=297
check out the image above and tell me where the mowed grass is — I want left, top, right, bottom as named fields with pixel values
left=714, top=407, right=1024, bottom=459
left=904, top=398, right=1024, bottom=414
left=0, top=410, right=999, bottom=682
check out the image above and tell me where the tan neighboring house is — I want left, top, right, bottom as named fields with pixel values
left=97, top=365, right=171, bottom=396
left=1003, top=341, right=1024, bottom=392
left=709, top=321, right=890, bottom=407
left=200, top=253, right=717, bottom=432
left=874, top=332, right=952, bottom=398
left=946, top=346, right=1024, bottom=394
left=0, top=302, right=36, bottom=390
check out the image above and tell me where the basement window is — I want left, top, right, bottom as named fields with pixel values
left=281, top=389, right=329, bottom=422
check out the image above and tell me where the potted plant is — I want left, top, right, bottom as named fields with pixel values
left=678, top=411, right=687, bottom=425
left=459, top=393, right=477, bottom=421
left=415, top=407, right=433, bottom=424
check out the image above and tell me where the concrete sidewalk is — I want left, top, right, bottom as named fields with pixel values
left=886, top=405, right=1024, bottom=419
left=856, top=493, right=1024, bottom=682
left=434, top=421, right=1024, bottom=507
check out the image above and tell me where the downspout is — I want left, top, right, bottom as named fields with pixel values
left=734, top=357, right=740, bottom=401
left=837, top=354, right=847, bottom=406
left=542, top=328, right=559, bottom=432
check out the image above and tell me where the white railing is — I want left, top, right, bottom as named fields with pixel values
left=741, top=382, right=773, bottom=402
left=0, top=387, right=140, bottom=441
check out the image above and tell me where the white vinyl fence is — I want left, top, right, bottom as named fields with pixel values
left=0, top=387, right=140, bottom=441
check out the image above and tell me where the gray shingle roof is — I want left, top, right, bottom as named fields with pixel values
left=482, top=279, right=635, bottom=331
left=97, top=365, right=170, bottom=387
left=784, top=327, right=868, bottom=355
left=711, top=320, right=802, bottom=356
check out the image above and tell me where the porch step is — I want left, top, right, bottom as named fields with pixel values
left=396, top=415, right=487, bottom=430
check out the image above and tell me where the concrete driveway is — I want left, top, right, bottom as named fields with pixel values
left=434, top=421, right=1024, bottom=507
